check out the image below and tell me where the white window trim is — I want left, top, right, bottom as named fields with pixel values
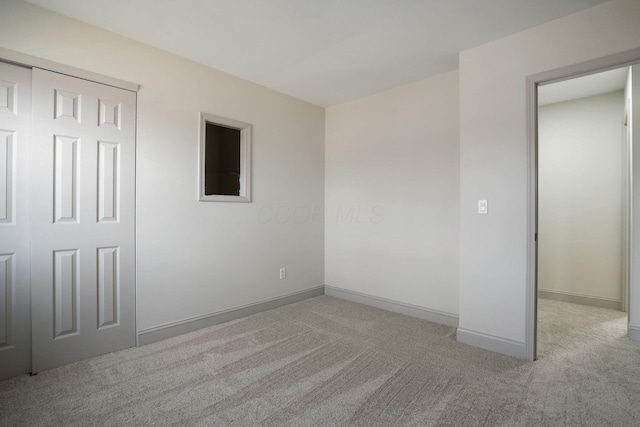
left=198, top=112, right=252, bottom=202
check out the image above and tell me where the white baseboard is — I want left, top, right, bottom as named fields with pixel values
left=324, top=285, right=459, bottom=328
left=629, top=325, right=640, bottom=342
left=456, top=328, right=527, bottom=360
left=538, top=289, right=621, bottom=311
left=137, top=286, right=324, bottom=346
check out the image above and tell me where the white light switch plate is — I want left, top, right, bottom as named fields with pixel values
left=478, top=200, right=488, bottom=214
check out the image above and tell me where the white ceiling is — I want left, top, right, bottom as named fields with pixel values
left=24, top=0, right=610, bottom=107
left=538, top=67, right=629, bottom=106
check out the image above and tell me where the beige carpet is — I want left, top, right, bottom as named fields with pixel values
left=1, top=296, right=639, bottom=426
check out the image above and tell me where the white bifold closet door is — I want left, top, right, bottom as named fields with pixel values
left=0, top=62, right=32, bottom=380
left=0, top=62, right=136, bottom=379
left=30, top=68, right=136, bottom=374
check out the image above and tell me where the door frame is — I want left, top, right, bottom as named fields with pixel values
left=526, top=47, right=640, bottom=361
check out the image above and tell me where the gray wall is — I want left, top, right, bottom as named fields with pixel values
left=0, top=0, right=326, bottom=333
left=538, top=91, right=625, bottom=307
left=458, top=0, right=640, bottom=356
left=325, top=71, right=460, bottom=317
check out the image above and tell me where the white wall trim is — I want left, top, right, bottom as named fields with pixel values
left=457, top=328, right=527, bottom=360
left=629, top=325, right=640, bottom=342
left=526, top=47, right=640, bottom=362
left=325, top=285, right=459, bottom=328
left=0, top=46, right=139, bottom=92
left=137, top=286, right=324, bottom=346
left=539, top=289, right=621, bottom=311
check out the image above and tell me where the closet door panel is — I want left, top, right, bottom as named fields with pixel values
left=30, top=68, right=136, bottom=374
left=0, top=62, right=32, bottom=380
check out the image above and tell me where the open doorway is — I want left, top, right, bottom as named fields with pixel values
left=536, top=67, right=631, bottom=358
left=525, top=48, right=640, bottom=361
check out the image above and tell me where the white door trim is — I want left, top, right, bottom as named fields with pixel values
left=526, top=47, right=640, bottom=361
left=0, top=47, right=138, bottom=93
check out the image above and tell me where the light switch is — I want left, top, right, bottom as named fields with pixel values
left=478, top=200, right=488, bottom=214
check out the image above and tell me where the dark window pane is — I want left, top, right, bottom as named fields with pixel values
left=204, top=122, right=241, bottom=196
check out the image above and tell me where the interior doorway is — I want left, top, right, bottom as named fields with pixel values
left=536, top=66, right=631, bottom=358
left=525, top=48, right=640, bottom=361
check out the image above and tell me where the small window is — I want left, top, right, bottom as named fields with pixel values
left=199, top=113, right=251, bottom=202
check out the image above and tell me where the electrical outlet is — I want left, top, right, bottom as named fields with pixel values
left=279, top=267, right=286, bottom=280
